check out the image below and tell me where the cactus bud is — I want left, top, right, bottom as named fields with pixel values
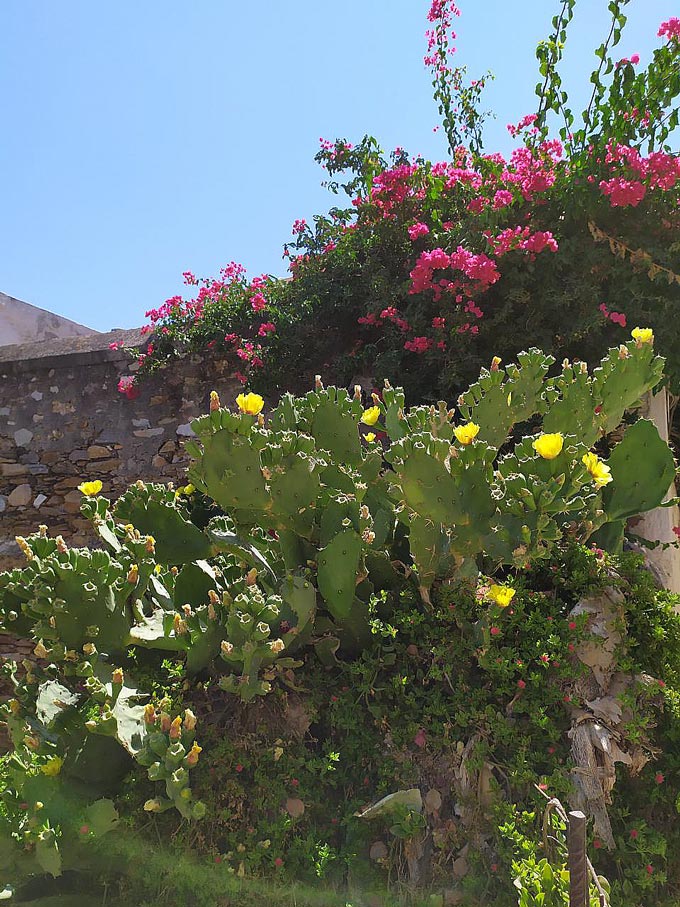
left=315, top=375, right=323, bottom=390
left=145, top=535, right=156, bottom=553
left=269, top=638, right=285, bottom=654
left=208, top=590, right=219, bottom=605
left=33, top=640, right=49, bottom=659
left=210, top=390, right=221, bottom=412
left=490, top=356, right=502, bottom=371
left=24, top=736, right=40, bottom=751
left=221, top=640, right=234, bottom=656
left=171, top=566, right=179, bottom=576
left=207, top=603, right=217, bottom=620
left=64, top=649, right=78, bottom=662
left=618, top=344, right=630, bottom=359
left=354, top=384, right=362, bottom=400
left=182, top=604, right=192, bottom=617
left=186, top=742, right=202, bottom=766
left=175, top=616, right=188, bottom=636
left=83, top=643, right=97, bottom=656
left=169, top=716, right=182, bottom=740
left=143, top=703, right=157, bottom=725
left=8, top=699, right=20, bottom=715
left=55, top=536, right=68, bottom=553
left=144, top=799, right=162, bottom=812
left=183, top=709, right=197, bottom=731
left=360, top=505, right=370, bottom=520
left=362, top=528, right=376, bottom=545
left=159, top=712, right=172, bottom=732
left=112, top=668, right=124, bottom=685
left=127, top=565, right=139, bottom=584
left=245, top=568, right=258, bottom=586
left=15, top=537, right=34, bottom=561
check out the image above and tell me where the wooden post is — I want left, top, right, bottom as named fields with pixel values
left=635, top=388, right=680, bottom=594
left=568, top=810, right=588, bottom=907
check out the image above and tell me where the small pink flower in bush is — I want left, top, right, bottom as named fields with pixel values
left=408, top=222, right=430, bottom=240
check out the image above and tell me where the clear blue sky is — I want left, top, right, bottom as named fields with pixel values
left=1, top=1, right=676, bottom=331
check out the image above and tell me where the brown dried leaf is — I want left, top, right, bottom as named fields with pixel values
left=285, top=797, right=305, bottom=818
left=424, top=788, right=442, bottom=813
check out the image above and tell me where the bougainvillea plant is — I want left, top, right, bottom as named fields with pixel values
left=116, top=2, right=680, bottom=407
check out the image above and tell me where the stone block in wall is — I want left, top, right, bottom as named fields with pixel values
left=8, top=485, right=32, bottom=507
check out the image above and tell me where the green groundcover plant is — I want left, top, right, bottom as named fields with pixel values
left=2, top=334, right=680, bottom=905
left=116, top=1, right=680, bottom=410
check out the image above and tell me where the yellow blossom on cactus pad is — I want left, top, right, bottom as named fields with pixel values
left=78, top=480, right=103, bottom=496
left=631, top=327, right=654, bottom=345
left=41, top=756, right=63, bottom=777
left=486, top=585, right=516, bottom=608
left=454, top=422, right=480, bottom=445
left=532, top=433, right=564, bottom=460
left=582, top=452, right=613, bottom=487
left=365, top=432, right=376, bottom=443
left=169, top=715, right=182, bottom=740
left=361, top=405, right=381, bottom=426
left=490, top=356, right=502, bottom=371
left=236, top=392, right=265, bottom=415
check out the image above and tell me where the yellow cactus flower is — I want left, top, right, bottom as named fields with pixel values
left=454, top=422, right=480, bottom=445
left=365, top=432, right=376, bottom=443
left=209, top=390, right=221, bottom=412
left=361, top=406, right=381, bottom=426
left=78, top=480, right=103, bottom=496
left=486, top=585, right=516, bottom=608
left=490, top=356, right=502, bottom=371
left=127, top=565, right=139, bottom=585
left=582, top=452, right=613, bottom=487
left=169, top=715, right=182, bottom=741
left=631, top=327, right=654, bottom=345
left=145, top=536, right=155, bottom=554
left=236, top=392, right=264, bottom=415
left=532, top=433, right=564, bottom=460
left=41, top=756, right=63, bottom=777
left=175, top=483, right=195, bottom=497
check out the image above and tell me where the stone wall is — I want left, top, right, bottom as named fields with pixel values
left=0, top=330, right=242, bottom=571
